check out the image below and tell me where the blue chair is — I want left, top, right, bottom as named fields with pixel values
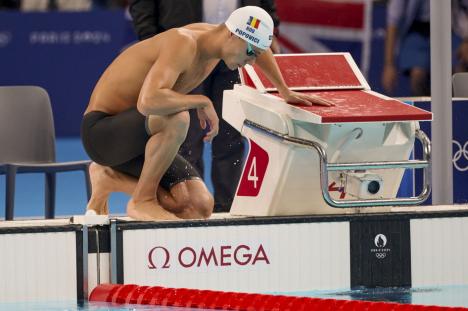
left=0, top=86, right=91, bottom=220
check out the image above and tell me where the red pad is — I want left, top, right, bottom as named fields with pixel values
left=241, top=54, right=366, bottom=91
left=271, top=90, right=432, bottom=123
left=239, top=54, right=432, bottom=123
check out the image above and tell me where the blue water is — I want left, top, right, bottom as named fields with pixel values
left=2, top=286, right=468, bottom=310
left=295, top=285, right=468, bottom=308
left=0, top=138, right=213, bottom=219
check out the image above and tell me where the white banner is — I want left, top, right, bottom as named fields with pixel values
left=0, top=232, right=78, bottom=302
left=411, top=217, right=468, bottom=287
left=123, top=222, right=350, bottom=293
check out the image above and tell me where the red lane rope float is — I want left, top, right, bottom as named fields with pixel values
left=89, top=284, right=468, bottom=311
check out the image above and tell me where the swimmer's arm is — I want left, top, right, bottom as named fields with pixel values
left=255, top=49, right=289, bottom=94
left=137, top=37, right=211, bottom=116
left=255, top=50, right=334, bottom=107
left=138, top=87, right=211, bottom=116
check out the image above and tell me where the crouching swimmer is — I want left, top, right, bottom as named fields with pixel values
left=81, top=6, right=333, bottom=221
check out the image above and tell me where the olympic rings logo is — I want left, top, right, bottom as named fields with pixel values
left=375, top=253, right=387, bottom=259
left=453, top=140, right=468, bottom=172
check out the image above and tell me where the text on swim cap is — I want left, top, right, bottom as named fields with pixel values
left=235, top=28, right=260, bottom=44
left=246, top=26, right=256, bottom=34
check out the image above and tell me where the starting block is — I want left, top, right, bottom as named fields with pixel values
left=223, top=53, right=432, bottom=216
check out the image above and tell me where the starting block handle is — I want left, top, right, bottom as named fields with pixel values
left=244, top=120, right=432, bottom=208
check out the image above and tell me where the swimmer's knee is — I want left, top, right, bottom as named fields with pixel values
left=165, top=111, right=190, bottom=143
left=191, top=192, right=214, bottom=219
left=170, top=111, right=190, bottom=132
left=171, top=189, right=214, bottom=219
left=167, top=192, right=192, bottom=214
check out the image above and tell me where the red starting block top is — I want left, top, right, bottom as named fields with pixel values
left=240, top=53, right=432, bottom=123
left=271, top=90, right=432, bottom=123
left=241, top=53, right=369, bottom=91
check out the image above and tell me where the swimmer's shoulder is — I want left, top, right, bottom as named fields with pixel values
left=144, top=23, right=213, bottom=42
left=150, top=28, right=195, bottom=47
left=157, top=28, right=199, bottom=57
left=147, top=23, right=213, bottom=47
left=183, top=22, right=216, bottom=31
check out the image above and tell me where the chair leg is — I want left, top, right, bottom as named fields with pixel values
left=84, top=164, right=92, bottom=201
left=5, top=166, right=17, bottom=221
left=45, top=173, right=56, bottom=219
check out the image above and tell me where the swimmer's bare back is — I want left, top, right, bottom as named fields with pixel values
left=85, top=23, right=220, bottom=116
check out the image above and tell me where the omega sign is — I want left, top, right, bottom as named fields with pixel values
left=148, top=244, right=270, bottom=269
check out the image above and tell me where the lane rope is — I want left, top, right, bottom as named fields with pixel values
left=89, top=284, right=468, bottom=310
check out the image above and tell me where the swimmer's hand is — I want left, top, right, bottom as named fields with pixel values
left=197, top=103, right=219, bottom=142
left=281, top=90, right=334, bottom=107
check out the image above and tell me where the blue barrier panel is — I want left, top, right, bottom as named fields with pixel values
left=0, top=10, right=136, bottom=136
left=413, top=99, right=468, bottom=204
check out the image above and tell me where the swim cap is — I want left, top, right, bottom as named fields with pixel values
left=225, top=6, right=274, bottom=50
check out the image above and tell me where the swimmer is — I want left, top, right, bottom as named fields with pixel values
left=81, top=6, right=333, bottom=221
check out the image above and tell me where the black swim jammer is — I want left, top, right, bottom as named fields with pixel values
left=81, top=108, right=201, bottom=190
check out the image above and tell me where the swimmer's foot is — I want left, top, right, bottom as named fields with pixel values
left=86, top=200, right=109, bottom=216
left=127, top=198, right=181, bottom=221
left=86, top=162, right=133, bottom=215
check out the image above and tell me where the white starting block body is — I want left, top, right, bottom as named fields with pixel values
left=223, top=53, right=432, bottom=216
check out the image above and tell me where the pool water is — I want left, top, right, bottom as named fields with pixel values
left=1, top=286, right=468, bottom=310
left=0, top=301, right=208, bottom=311
left=295, top=285, right=468, bottom=308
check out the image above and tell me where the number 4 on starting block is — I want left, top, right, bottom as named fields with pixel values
left=237, top=139, right=269, bottom=196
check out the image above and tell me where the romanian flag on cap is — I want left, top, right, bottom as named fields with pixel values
left=247, top=16, right=261, bottom=29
